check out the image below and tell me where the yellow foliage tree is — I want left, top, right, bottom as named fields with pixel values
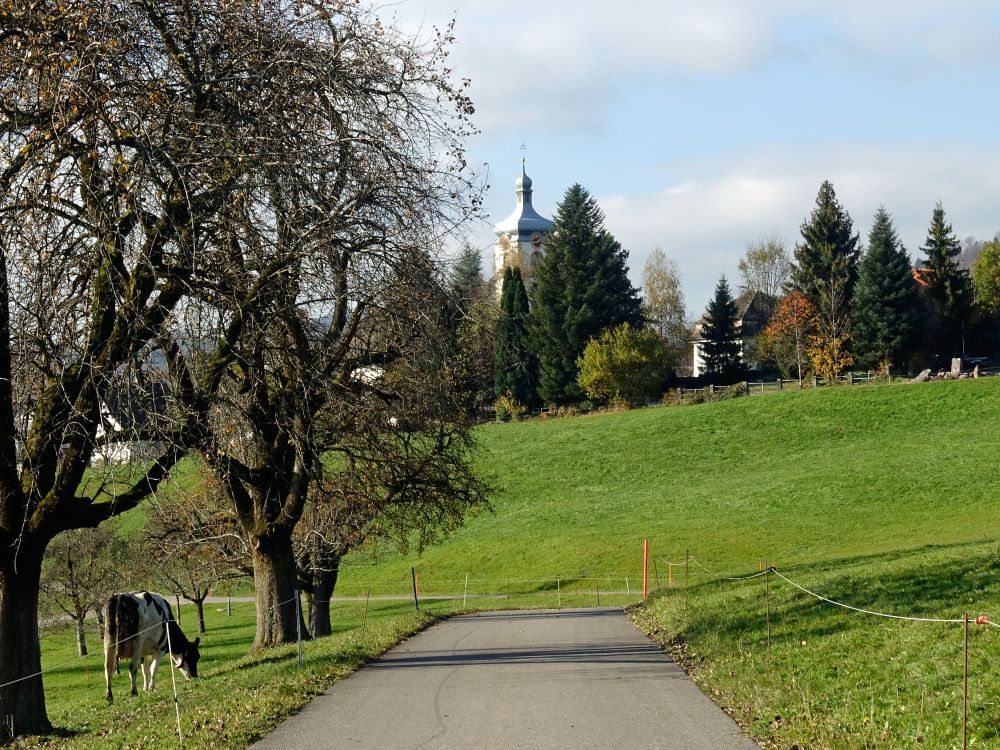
left=577, top=324, right=668, bottom=403
left=807, top=334, right=855, bottom=383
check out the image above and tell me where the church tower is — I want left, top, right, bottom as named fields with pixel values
left=493, top=159, right=555, bottom=290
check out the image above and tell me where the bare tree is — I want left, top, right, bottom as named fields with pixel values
left=641, top=248, right=688, bottom=372
left=738, top=235, right=791, bottom=316
left=0, top=2, right=251, bottom=735
left=146, top=470, right=250, bottom=634
left=1, top=0, right=473, bottom=734
left=173, top=249, right=491, bottom=649
left=40, top=528, right=126, bottom=656
left=294, top=484, right=369, bottom=639
left=146, top=2, right=486, bottom=650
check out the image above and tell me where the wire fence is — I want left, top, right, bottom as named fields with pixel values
left=674, top=366, right=998, bottom=402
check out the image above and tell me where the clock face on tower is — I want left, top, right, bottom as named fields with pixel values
left=531, top=233, right=544, bottom=250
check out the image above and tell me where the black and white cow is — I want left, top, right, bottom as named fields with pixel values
left=104, top=592, right=201, bottom=702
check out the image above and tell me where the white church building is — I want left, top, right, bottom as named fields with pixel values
left=493, top=160, right=555, bottom=289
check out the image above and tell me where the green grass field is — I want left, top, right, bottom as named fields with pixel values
left=30, top=378, right=1000, bottom=748
left=340, top=378, right=1000, bottom=592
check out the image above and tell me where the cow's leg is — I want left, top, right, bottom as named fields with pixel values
left=141, top=658, right=152, bottom=691
left=147, top=652, right=164, bottom=692
left=128, top=657, right=139, bottom=696
left=103, top=645, right=114, bottom=703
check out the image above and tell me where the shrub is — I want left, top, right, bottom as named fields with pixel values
left=608, top=396, right=631, bottom=411
left=808, top=334, right=855, bottom=383
left=679, top=384, right=747, bottom=406
left=493, top=391, right=527, bottom=422
left=576, top=323, right=669, bottom=403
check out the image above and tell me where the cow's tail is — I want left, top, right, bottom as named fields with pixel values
left=106, top=594, right=120, bottom=674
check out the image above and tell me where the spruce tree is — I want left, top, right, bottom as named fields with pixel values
left=920, top=201, right=971, bottom=355
left=700, top=276, right=743, bottom=382
left=493, top=267, right=535, bottom=405
left=530, top=184, right=643, bottom=403
left=851, top=207, right=920, bottom=370
left=792, top=180, right=861, bottom=305
left=450, top=243, right=486, bottom=316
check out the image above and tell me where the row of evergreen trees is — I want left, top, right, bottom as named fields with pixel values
left=700, top=181, right=978, bottom=381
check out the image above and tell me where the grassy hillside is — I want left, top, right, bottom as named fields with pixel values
left=633, top=540, right=1000, bottom=749
left=340, top=378, right=1000, bottom=593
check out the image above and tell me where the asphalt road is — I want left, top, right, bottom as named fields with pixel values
left=252, top=608, right=759, bottom=749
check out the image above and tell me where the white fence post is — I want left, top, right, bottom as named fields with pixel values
left=294, top=589, right=303, bottom=670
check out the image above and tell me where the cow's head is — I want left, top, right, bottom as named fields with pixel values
left=174, top=637, right=201, bottom=679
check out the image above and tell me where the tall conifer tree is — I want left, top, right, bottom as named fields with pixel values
left=792, top=180, right=861, bottom=305
left=530, top=184, right=642, bottom=403
left=700, top=276, right=743, bottom=382
left=851, top=208, right=920, bottom=369
left=919, top=201, right=971, bottom=355
left=493, top=267, right=535, bottom=404
left=450, top=243, right=486, bottom=316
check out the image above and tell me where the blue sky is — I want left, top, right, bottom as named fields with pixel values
left=393, top=1, right=1000, bottom=313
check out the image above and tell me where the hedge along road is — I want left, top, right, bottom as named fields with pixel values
left=252, top=608, right=759, bottom=749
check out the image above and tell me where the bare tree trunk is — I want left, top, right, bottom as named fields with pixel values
left=95, top=607, right=105, bottom=640
left=308, top=556, right=340, bottom=638
left=194, top=597, right=207, bottom=635
left=250, top=531, right=310, bottom=651
left=0, top=546, right=52, bottom=742
left=74, top=615, right=88, bottom=657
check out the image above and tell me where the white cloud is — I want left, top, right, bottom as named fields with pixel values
left=393, top=1, right=779, bottom=133
left=388, top=0, right=1000, bottom=135
left=597, top=144, right=1000, bottom=311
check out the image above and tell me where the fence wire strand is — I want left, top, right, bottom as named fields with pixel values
left=0, top=619, right=168, bottom=690
left=772, top=569, right=976, bottom=624
left=689, top=556, right=770, bottom=582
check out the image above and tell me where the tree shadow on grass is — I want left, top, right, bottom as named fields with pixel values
left=677, top=539, right=1000, bottom=647
left=26, top=726, right=80, bottom=744
left=230, top=644, right=367, bottom=673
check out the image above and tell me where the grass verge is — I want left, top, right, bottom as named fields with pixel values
left=631, top=540, right=1000, bottom=749
left=20, top=600, right=441, bottom=750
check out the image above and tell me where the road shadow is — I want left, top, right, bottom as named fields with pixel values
left=367, top=641, right=679, bottom=671
left=457, top=608, right=623, bottom=621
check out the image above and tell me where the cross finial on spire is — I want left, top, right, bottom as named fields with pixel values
left=520, top=142, right=527, bottom=172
